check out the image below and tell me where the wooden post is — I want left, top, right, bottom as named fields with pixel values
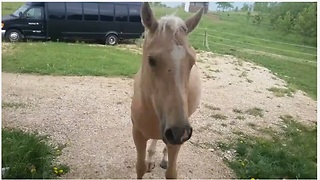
left=204, top=28, right=210, bottom=51
left=204, top=28, right=207, bottom=48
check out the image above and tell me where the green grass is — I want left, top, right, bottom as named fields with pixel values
left=2, top=4, right=317, bottom=179
left=2, top=128, right=69, bottom=178
left=246, top=78, right=253, bottom=83
left=232, top=108, right=243, bottom=114
left=239, top=71, right=248, bottom=78
left=1, top=3, right=317, bottom=99
left=210, top=113, right=228, bottom=120
left=267, top=86, right=296, bottom=97
left=2, top=42, right=140, bottom=77
left=241, top=53, right=316, bottom=99
left=204, top=104, right=221, bottom=111
left=155, top=7, right=316, bottom=99
left=203, top=20, right=317, bottom=99
left=2, top=102, right=26, bottom=108
left=235, top=115, right=245, bottom=120
left=245, top=107, right=264, bottom=117
left=1, top=2, right=24, bottom=16
left=222, top=115, right=316, bottom=179
left=203, top=34, right=316, bottom=99
left=152, top=6, right=316, bottom=99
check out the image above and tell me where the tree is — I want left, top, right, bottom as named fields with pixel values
left=243, top=2, right=316, bottom=46
left=241, top=3, right=249, bottom=11
left=234, top=6, right=239, bottom=12
left=152, top=2, right=161, bottom=6
left=181, top=3, right=185, bottom=8
left=253, top=2, right=270, bottom=13
left=216, top=2, right=233, bottom=12
left=248, top=4, right=253, bottom=12
left=294, top=3, right=317, bottom=38
left=269, top=2, right=312, bottom=24
left=247, top=11, right=251, bottom=22
left=276, top=11, right=294, bottom=32
left=252, top=13, right=263, bottom=25
left=151, top=2, right=167, bottom=7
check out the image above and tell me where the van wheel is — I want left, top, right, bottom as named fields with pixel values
left=6, top=29, right=23, bottom=42
left=105, top=34, right=118, bottom=45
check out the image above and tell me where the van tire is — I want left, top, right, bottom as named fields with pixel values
left=105, top=34, right=118, bottom=45
left=6, top=29, right=23, bottom=42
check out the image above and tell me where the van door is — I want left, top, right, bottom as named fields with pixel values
left=114, top=4, right=129, bottom=38
left=23, top=6, right=46, bottom=38
left=128, top=4, right=144, bottom=38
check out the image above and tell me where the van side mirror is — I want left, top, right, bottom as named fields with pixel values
left=19, top=12, right=23, bottom=18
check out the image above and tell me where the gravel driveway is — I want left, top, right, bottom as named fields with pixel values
left=2, top=49, right=316, bottom=178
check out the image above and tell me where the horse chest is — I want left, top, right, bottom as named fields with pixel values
left=138, top=115, right=162, bottom=139
left=131, top=99, right=162, bottom=139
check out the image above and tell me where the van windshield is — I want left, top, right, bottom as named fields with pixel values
left=12, top=4, right=30, bottom=17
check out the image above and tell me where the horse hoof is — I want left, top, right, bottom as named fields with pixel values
left=160, top=159, right=168, bottom=169
left=146, top=161, right=155, bottom=172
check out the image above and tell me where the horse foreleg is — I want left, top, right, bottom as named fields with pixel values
left=146, top=139, right=157, bottom=172
left=132, top=126, right=147, bottom=179
left=165, top=144, right=181, bottom=179
left=160, top=146, right=168, bottom=169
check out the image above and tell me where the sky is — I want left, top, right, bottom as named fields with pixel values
left=163, top=2, right=254, bottom=11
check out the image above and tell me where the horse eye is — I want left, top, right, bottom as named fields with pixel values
left=148, top=56, right=157, bottom=67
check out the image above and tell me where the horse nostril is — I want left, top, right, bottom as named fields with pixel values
left=184, top=127, right=193, bottom=141
left=164, top=126, right=192, bottom=144
left=164, top=128, right=175, bottom=142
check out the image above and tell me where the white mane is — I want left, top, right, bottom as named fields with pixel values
left=157, top=15, right=187, bottom=35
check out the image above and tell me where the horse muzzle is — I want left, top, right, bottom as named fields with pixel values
left=163, top=125, right=193, bottom=145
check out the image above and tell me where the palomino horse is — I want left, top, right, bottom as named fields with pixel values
left=131, top=2, right=203, bottom=179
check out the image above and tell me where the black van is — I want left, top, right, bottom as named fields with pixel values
left=1, top=2, right=144, bottom=45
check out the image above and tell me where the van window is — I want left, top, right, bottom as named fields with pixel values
left=47, top=2, right=65, bottom=20
left=115, top=5, right=128, bottom=22
left=25, top=7, right=43, bottom=19
left=83, top=3, right=98, bottom=21
left=99, top=3, right=114, bottom=22
left=66, top=2, right=83, bottom=21
left=13, top=5, right=30, bottom=17
left=129, top=5, right=140, bottom=22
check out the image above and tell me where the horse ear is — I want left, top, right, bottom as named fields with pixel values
left=140, top=2, right=158, bottom=33
left=185, top=7, right=204, bottom=34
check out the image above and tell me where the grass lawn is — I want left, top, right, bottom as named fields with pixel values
left=2, top=42, right=141, bottom=77
left=1, top=2, right=24, bottom=16
left=230, top=51, right=316, bottom=99
left=150, top=6, right=317, bottom=179
left=152, top=6, right=317, bottom=99
left=1, top=3, right=317, bottom=179
left=218, top=115, right=316, bottom=179
left=2, top=128, right=69, bottom=178
left=1, top=3, right=317, bottom=99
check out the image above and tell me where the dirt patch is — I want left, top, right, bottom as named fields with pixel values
left=117, top=44, right=143, bottom=55
left=2, top=42, right=19, bottom=55
left=242, top=48, right=316, bottom=64
left=66, top=41, right=144, bottom=55
left=2, top=47, right=316, bottom=178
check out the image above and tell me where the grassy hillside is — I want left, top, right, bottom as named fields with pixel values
left=1, top=3, right=317, bottom=179
left=1, top=2, right=24, bottom=16
left=2, top=42, right=140, bottom=77
left=152, top=6, right=316, bottom=99
left=1, top=3, right=317, bottom=99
